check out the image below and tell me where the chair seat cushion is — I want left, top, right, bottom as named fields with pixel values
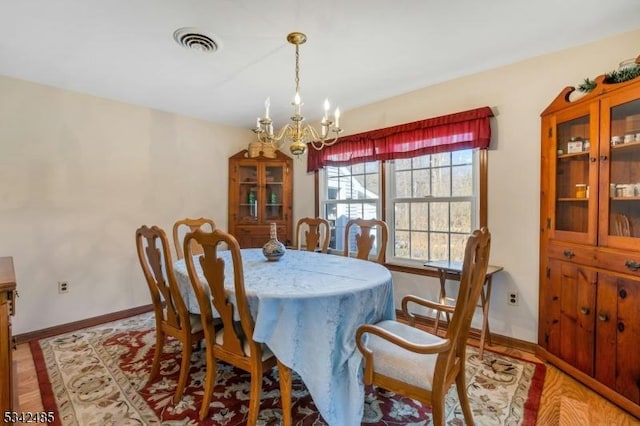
left=188, top=313, right=203, bottom=333
left=366, top=320, right=444, bottom=391
left=215, top=325, right=274, bottom=361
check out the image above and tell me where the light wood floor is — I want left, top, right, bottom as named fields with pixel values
left=14, top=341, right=640, bottom=425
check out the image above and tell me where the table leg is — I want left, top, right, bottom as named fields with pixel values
left=434, top=269, right=448, bottom=335
left=478, top=276, right=494, bottom=360
left=277, top=359, right=292, bottom=426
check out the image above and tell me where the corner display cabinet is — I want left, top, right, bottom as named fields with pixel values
left=228, top=149, right=293, bottom=248
left=539, top=56, right=640, bottom=418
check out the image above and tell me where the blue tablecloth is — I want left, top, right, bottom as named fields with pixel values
left=174, top=248, right=395, bottom=426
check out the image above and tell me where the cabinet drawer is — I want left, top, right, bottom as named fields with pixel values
left=547, top=242, right=597, bottom=265
left=233, top=226, right=289, bottom=249
left=596, top=249, right=640, bottom=277
left=235, top=225, right=287, bottom=237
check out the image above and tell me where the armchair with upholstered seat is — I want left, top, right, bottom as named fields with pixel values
left=183, top=228, right=291, bottom=425
left=344, top=218, right=389, bottom=264
left=356, top=227, right=491, bottom=425
left=294, top=217, right=330, bottom=253
left=172, top=217, right=215, bottom=260
left=135, top=225, right=205, bottom=404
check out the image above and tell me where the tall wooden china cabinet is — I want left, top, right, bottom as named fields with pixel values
left=538, top=62, right=640, bottom=418
left=228, top=149, right=293, bottom=248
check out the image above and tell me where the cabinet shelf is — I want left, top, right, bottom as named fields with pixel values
left=558, top=151, right=589, bottom=159
left=557, top=198, right=589, bottom=202
left=611, top=140, right=640, bottom=151
left=610, top=196, right=640, bottom=201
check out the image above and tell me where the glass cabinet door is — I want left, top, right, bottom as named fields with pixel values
left=237, top=164, right=259, bottom=223
left=600, top=95, right=640, bottom=249
left=263, top=164, right=285, bottom=221
left=551, top=110, right=597, bottom=244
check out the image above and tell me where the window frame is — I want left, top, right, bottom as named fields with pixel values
left=314, top=149, right=488, bottom=274
left=385, top=149, right=480, bottom=268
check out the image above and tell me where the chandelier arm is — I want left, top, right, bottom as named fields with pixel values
left=309, top=135, right=339, bottom=150
left=271, top=124, right=293, bottom=146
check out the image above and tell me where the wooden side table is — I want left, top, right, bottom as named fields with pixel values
left=423, top=260, right=503, bottom=359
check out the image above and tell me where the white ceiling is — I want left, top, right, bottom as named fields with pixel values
left=1, top=0, right=639, bottom=130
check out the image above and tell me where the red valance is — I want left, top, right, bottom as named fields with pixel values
left=307, top=106, right=494, bottom=172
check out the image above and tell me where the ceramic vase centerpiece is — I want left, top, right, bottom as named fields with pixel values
left=262, top=223, right=286, bottom=261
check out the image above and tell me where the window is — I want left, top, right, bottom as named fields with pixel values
left=320, top=149, right=479, bottom=264
left=388, top=150, right=478, bottom=264
left=323, top=162, right=380, bottom=253
left=312, top=106, right=492, bottom=266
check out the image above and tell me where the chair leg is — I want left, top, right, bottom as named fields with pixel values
left=199, top=346, right=217, bottom=421
left=149, top=329, right=165, bottom=381
left=456, top=373, right=475, bottom=426
left=431, top=392, right=446, bottom=426
left=277, top=360, right=292, bottom=426
left=173, top=339, right=192, bottom=404
left=247, top=365, right=263, bottom=426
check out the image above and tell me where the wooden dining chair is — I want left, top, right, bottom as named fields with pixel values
left=172, top=217, right=216, bottom=260
left=344, top=218, right=389, bottom=264
left=183, top=228, right=292, bottom=425
left=135, top=225, right=205, bottom=404
left=294, top=217, right=330, bottom=253
left=356, top=227, right=491, bottom=426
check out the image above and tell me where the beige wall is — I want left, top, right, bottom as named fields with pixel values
left=293, top=29, right=640, bottom=343
left=3, top=29, right=640, bottom=340
left=0, top=77, right=252, bottom=334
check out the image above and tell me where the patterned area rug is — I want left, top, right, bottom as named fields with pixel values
left=31, top=313, right=545, bottom=425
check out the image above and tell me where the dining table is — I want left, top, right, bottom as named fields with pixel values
left=173, top=248, right=395, bottom=426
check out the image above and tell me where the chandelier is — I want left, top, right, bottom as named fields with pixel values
left=252, top=32, right=342, bottom=157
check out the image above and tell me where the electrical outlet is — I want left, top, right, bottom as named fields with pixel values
left=508, top=291, right=519, bottom=306
left=58, top=281, right=69, bottom=294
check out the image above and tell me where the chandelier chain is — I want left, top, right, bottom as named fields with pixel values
left=295, top=43, right=300, bottom=96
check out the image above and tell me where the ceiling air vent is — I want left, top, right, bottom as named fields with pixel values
left=173, top=27, right=218, bottom=53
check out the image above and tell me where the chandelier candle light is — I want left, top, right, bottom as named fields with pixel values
left=252, top=32, right=342, bottom=157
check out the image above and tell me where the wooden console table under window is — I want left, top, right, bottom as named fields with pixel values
left=423, top=260, right=503, bottom=359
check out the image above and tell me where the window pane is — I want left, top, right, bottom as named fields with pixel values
left=410, top=202, right=429, bottom=231
left=412, top=169, right=430, bottom=197
left=365, top=162, right=378, bottom=173
left=338, top=176, right=350, bottom=200
left=363, top=203, right=377, bottom=220
left=351, top=163, right=365, bottom=174
left=450, top=233, right=468, bottom=262
left=395, top=202, right=410, bottom=229
left=431, top=153, right=450, bottom=167
left=413, top=155, right=430, bottom=169
left=432, top=167, right=451, bottom=197
left=395, top=158, right=412, bottom=171
left=395, top=170, right=412, bottom=198
left=451, top=165, right=472, bottom=196
left=395, top=230, right=410, bottom=257
left=366, top=173, right=380, bottom=198
left=430, top=232, right=449, bottom=261
left=451, top=202, right=471, bottom=233
left=452, top=149, right=472, bottom=165
left=429, top=202, right=450, bottom=232
left=351, top=175, right=365, bottom=199
left=410, top=231, right=428, bottom=260
left=325, top=203, right=337, bottom=220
